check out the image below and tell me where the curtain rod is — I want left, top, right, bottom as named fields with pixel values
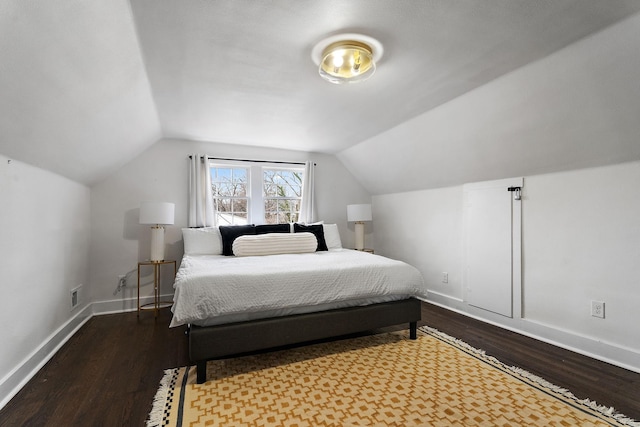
left=189, top=155, right=314, bottom=166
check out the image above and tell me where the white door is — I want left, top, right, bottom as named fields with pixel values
left=464, top=178, right=522, bottom=318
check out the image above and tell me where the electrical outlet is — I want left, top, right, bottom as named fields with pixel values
left=591, top=301, right=605, bottom=318
left=442, top=272, right=448, bottom=284
left=113, top=275, right=129, bottom=296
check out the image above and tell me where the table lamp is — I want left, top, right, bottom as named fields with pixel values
left=140, top=201, right=175, bottom=262
left=347, top=204, right=372, bottom=251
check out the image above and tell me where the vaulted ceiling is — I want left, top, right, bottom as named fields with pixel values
left=2, top=1, right=640, bottom=187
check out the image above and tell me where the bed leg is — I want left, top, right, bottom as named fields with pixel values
left=409, top=322, right=417, bottom=340
left=196, top=361, right=207, bottom=384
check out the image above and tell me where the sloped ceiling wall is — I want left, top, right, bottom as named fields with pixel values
left=338, top=13, right=640, bottom=195
left=0, top=0, right=161, bottom=185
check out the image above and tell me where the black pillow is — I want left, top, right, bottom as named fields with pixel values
left=219, top=225, right=256, bottom=256
left=293, top=223, right=328, bottom=251
left=255, top=224, right=291, bottom=234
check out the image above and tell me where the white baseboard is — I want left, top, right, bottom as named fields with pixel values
left=425, top=292, right=640, bottom=374
left=91, top=293, right=174, bottom=315
left=0, top=304, right=93, bottom=410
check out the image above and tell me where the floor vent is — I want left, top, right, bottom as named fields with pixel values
left=70, top=286, right=81, bottom=309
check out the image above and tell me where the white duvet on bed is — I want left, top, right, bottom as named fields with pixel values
left=169, top=249, right=426, bottom=327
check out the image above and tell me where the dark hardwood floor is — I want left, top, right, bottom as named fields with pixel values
left=0, top=309, right=190, bottom=427
left=1, top=302, right=638, bottom=426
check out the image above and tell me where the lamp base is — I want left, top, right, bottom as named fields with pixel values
left=150, top=226, right=165, bottom=262
left=354, top=222, right=365, bottom=251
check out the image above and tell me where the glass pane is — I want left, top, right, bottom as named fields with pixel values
left=217, top=182, right=231, bottom=196
left=264, top=169, right=304, bottom=198
left=275, top=212, right=287, bottom=224
left=232, top=212, right=248, bottom=225
left=212, top=168, right=231, bottom=180
left=277, top=200, right=290, bottom=211
left=216, top=212, right=232, bottom=225
left=217, top=198, right=231, bottom=212
left=281, top=171, right=303, bottom=197
left=277, top=200, right=291, bottom=223
left=264, top=199, right=277, bottom=212
left=263, top=169, right=276, bottom=181
left=264, top=213, right=278, bottom=224
left=234, top=168, right=247, bottom=181
left=263, top=183, right=277, bottom=197
left=235, top=183, right=247, bottom=197
left=211, top=168, right=248, bottom=194
left=231, top=199, right=248, bottom=213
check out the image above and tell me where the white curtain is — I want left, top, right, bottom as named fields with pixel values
left=188, top=154, right=216, bottom=227
left=299, top=161, right=316, bottom=223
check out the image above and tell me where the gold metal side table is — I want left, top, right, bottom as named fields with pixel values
left=353, top=248, right=374, bottom=254
left=137, top=260, right=177, bottom=317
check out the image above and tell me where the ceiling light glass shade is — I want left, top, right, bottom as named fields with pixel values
left=319, top=41, right=375, bottom=84
left=312, top=34, right=383, bottom=85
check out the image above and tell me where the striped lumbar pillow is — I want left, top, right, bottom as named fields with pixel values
left=232, top=232, right=317, bottom=257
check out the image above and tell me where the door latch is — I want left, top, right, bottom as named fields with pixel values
left=507, top=186, right=522, bottom=200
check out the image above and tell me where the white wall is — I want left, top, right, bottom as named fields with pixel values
left=373, top=185, right=465, bottom=301
left=89, top=138, right=372, bottom=308
left=373, top=161, right=640, bottom=371
left=0, top=155, right=91, bottom=404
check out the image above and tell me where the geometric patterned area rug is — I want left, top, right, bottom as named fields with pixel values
left=148, top=327, right=639, bottom=426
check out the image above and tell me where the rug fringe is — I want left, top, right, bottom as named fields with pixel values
left=419, top=326, right=640, bottom=427
left=147, top=368, right=178, bottom=427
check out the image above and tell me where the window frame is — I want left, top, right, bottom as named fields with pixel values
left=262, top=167, right=304, bottom=224
left=209, top=162, right=250, bottom=225
left=208, top=159, right=304, bottom=225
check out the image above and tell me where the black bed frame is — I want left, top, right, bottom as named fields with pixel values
left=189, top=297, right=422, bottom=383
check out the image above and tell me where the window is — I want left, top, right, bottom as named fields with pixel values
left=209, top=161, right=303, bottom=224
left=210, top=166, right=249, bottom=225
left=263, top=169, right=303, bottom=224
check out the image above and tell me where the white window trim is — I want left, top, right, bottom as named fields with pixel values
left=262, top=165, right=304, bottom=224
left=209, top=160, right=303, bottom=224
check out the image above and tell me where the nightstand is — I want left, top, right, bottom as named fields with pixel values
left=137, top=260, right=176, bottom=317
left=354, top=248, right=374, bottom=254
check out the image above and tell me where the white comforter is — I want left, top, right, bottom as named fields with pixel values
left=170, top=249, right=426, bottom=327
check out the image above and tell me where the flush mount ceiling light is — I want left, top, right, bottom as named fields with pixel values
left=311, top=34, right=384, bottom=84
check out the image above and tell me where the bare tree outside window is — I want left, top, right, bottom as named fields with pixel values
left=210, top=167, right=248, bottom=225
left=209, top=163, right=304, bottom=224
left=263, top=169, right=303, bottom=224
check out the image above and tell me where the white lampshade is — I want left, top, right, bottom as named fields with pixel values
left=347, top=204, right=372, bottom=222
left=140, top=202, right=175, bottom=225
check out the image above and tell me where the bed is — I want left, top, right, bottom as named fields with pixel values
left=172, top=224, right=427, bottom=383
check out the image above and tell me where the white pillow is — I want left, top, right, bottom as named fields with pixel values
left=323, top=224, right=342, bottom=250
left=233, top=232, right=318, bottom=257
left=182, top=227, right=223, bottom=255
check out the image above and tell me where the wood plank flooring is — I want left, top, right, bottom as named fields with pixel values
left=0, top=309, right=190, bottom=427
left=0, top=302, right=638, bottom=426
